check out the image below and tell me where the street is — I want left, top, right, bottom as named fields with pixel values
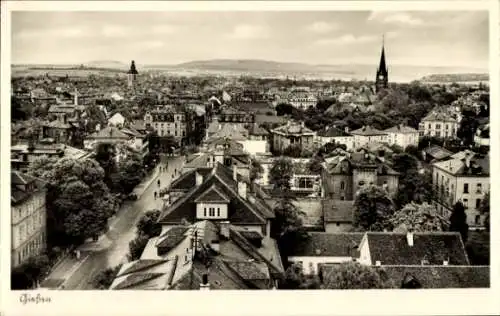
left=43, top=155, right=185, bottom=290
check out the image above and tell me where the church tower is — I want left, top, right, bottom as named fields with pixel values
left=127, top=60, right=138, bottom=88
left=375, top=36, right=388, bottom=93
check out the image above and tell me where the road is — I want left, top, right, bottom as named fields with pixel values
left=50, top=155, right=185, bottom=290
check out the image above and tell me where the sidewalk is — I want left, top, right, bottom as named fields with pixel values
left=133, top=165, right=160, bottom=198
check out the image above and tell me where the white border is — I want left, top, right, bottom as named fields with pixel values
left=1, top=1, right=499, bottom=316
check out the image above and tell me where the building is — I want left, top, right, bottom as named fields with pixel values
left=375, top=37, right=389, bottom=93
left=316, top=126, right=354, bottom=150
left=287, top=232, right=364, bottom=275
left=11, top=171, right=47, bottom=268
left=357, top=231, right=470, bottom=266
left=432, top=151, right=489, bottom=227
left=109, top=220, right=284, bottom=290
left=271, top=122, right=316, bottom=154
left=290, top=160, right=323, bottom=197
left=322, top=150, right=399, bottom=200
left=288, top=92, right=318, bottom=110
left=384, top=124, right=419, bottom=149
left=418, top=110, right=459, bottom=138
left=474, top=123, right=489, bottom=147
left=144, top=108, right=188, bottom=146
left=127, top=60, right=138, bottom=88
left=218, top=108, right=254, bottom=124
left=108, top=112, right=126, bottom=127
left=350, top=125, right=388, bottom=149
left=159, top=162, right=275, bottom=239
left=322, top=199, right=355, bottom=233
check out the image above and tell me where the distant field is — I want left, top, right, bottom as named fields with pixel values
left=11, top=66, right=125, bottom=78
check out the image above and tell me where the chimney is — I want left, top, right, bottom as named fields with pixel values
left=220, top=221, right=230, bottom=239
left=301, top=121, right=305, bottom=128
left=200, top=273, right=210, bottom=291
left=345, top=126, right=349, bottom=133
left=407, top=232, right=414, bottom=247
left=238, top=181, right=247, bottom=200
left=195, top=171, right=203, bottom=186
left=465, top=154, right=472, bottom=168
left=233, top=165, right=238, bottom=181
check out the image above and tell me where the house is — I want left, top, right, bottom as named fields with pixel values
left=110, top=220, right=284, bottom=290
left=290, top=160, right=323, bottom=197
left=159, top=162, right=275, bottom=239
left=108, top=112, right=126, bottom=127
left=219, top=107, right=254, bottom=124
left=350, top=125, right=388, bottom=149
left=316, top=126, right=354, bottom=151
left=271, top=122, right=316, bottom=154
left=84, top=126, right=130, bottom=150
left=288, top=92, right=318, bottom=110
left=287, top=232, right=364, bottom=274
left=322, top=150, right=399, bottom=200
left=432, top=151, right=489, bottom=227
left=474, top=123, right=489, bottom=147
left=143, top=108, right=188, bottom=146
left=418, top=110, right=459, bottom=138
left=422, top=145, right=453, bottom=163
left=11, top=171, right=47, bottom=268
left=322, top=199, right=354, bottom=233
left=205, top=118, right=249, bottom=141
left=357, top=232, right=470, bottom=266
left=384, top=124, right=419, bottom=149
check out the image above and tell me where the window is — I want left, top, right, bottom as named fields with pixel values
left=217, top=208, right=220, bottom=217
left=436, top=124, right=441, bottom=129
left=436, top=131, right=441, bottom=137
left=358, top=180, right=365, bottom=186
left=464, top=183, right=469, bottom=194
left=463, top=199, right=468, bottom=209
left=445, top=124, right=449, bottom=130
left=340, top=196, right=345, bottom=200
left=340, top=181, right=345, bottom=190
left=476, top=199, right=481, bottom=209
left=209, top=208, right=215, bottom=216
left=175, top=131, right=178, bottom=137
left=204, top=208, right=207, bottom=217
left=476, top=183, right=482, bottom=193
left=428, top=123, right=431, bottom=129
left=336, top=222, right=340, bottom=226
left=475, top=215, right=480, bottom=225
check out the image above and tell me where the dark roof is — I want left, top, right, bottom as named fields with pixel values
left=323, top=199, right=354, bottom=223
left=224, top=261, right=270, bottom=280
left=365, top=232, right=470, bottom=266
left=155, top=226, right=189, bottom=251
left=169, top=168, right=212, bottom=192
left=317, top=127, right=351, bottom=137
left=11, top=171, right=46, bottom=205
left=424, top=145, right=453, bottom=160
left=159, top=163, right=273, bottom=225
left=350, top=125, right=387, bottom=136
left=289, top=232, right=364, bottom=257
left=382, top=265, right=490, bottom=288
left=254, top=115, right=288, bottom=125
left=194, top=185, right=231, bottom=203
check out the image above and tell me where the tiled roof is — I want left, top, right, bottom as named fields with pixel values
left=249, top=124, right=269, bottom=136
left=110, top=257, right=178, bottom=290
left=88, top=126, right=129, bottom=139
left=169, top=168, right=212, bottom=191
left=365, top=232, right=470, bottom=266
left=382, top=265, right=489, bottom=288
left=323, top=200, right=354, bottom=223
left=225, top=261, right=270, bottom=280
left=289, top=232, right=364, bottom=257
left=433, top=154, right=489, bottom=176
left=350, top=125, right=387, bottom=136
left=155, top=226, right=190, bottom=251
left=422, top=110, right=458, bottom=122
left=424, top=146, right=453, bottom=160
left=272, top=122, right=315, bottom=135
left=254, top=115, right=288, bottom=125
left=194, top=185, right=231, bottom=203
left=11, top=171, right=46, bottom=205
left=384, top=124, right=418, bottom=134
left=317, top=127, right=351, bottom=137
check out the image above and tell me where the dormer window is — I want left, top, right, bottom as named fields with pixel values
left=195, top=185, right=230, bottom=220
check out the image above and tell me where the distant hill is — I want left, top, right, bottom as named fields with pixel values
left=85, top=60, right=128, bottom=69
left=420, top=73, right=489, bottom=83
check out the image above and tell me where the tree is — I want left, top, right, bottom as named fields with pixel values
left=94, top=143, right=118, bottom=190
left=161, top=135, right=178, bottom=154
left=281, top=263, right=320, bottom=289
left=35, top=157, right=117, bottom=248
left=466, top=230, right=490, bottom=265
left=113, top=153, right=145, bottom=194
left=307, top=155, right=324, bottom=174
left=353, top=185, right=395, bottom=231
left=27, top=155, right=59, bottom=179
left=269, top=157, right=293, bottom=192
left=390, top=202, right=449, bottom=232
left=91, top=264, right=122, bottom=289
left=449, top=202, right=469, bottom=243
left=392, top=153, right=433, bottom=208
left=249, top=159, right=264, bottom=183
left=478, top=192, right=490, bottom=231
left=271, top=198, right=305, bottom=239
left=321, top=262, right=395, bottom=289
left=11, top=254, right=50, bottom=289
left=136, top=210, right=162, bottom=238
left=128, top=234, right=149, bottom=261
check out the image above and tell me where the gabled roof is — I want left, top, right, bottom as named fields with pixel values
left=11, top=171, right=46, bottom=205
left=110, top=257, right=178, bottom=290
left=168, top=168, right=212, bottom=192
left=384, top=124, right=418, bottom=134
left=421, top=110, right=458, bottom=123
left=424, top=145, right=453, bottom=160
left=155, top=226, right=190, bottom=251
left=194, top=185, right=231, bottom=203
left=317, top=127, right=351, bottom=137
left=350, top=125, right=387, bottom=136
left=88, top=126, right=129, bottom=139
left=289, top=232, right=364, bottom=257
left=271, top=122, right=315, bottom=135
left=249, top=124, right=269, bottom=136
left=158, top=163, right=273, bottom=225
left=433, top=153, right=489, bottom=176
left=365, top=232, right=470, bottom=266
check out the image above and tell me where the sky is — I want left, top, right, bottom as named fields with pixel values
left=11, top=11, right=489, bottom=68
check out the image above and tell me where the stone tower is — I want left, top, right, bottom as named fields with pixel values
left=127, top=60, right=138, bottom=88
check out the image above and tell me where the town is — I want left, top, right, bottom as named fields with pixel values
left=10, top=12, right=490, bottom=290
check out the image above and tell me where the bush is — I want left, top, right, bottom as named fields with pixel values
left=91, top=264, right=122, bottom=289
left=11, top=254, right=50, bottom=289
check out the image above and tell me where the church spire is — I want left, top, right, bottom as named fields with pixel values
left=375, top=35, right=388, bottom=93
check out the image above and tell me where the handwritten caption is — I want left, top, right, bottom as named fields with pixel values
left=19, top=293, right=52, bottom=305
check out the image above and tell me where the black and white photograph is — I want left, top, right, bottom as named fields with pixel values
left=1, top=0, right=498, bottom=315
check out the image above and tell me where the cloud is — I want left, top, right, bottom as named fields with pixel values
left=314, top=34, right=377, bottom=46
left=101, top=25, right=131, bottom=37
left=17, top=27, right=90, bottom=39
left=151, top=25, right=177, bottom=34
left=368, top=12, right=424, bottom=26
left=227, top=24, right=268, bottom=39
left=306, top=21, right=337, bottom=34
